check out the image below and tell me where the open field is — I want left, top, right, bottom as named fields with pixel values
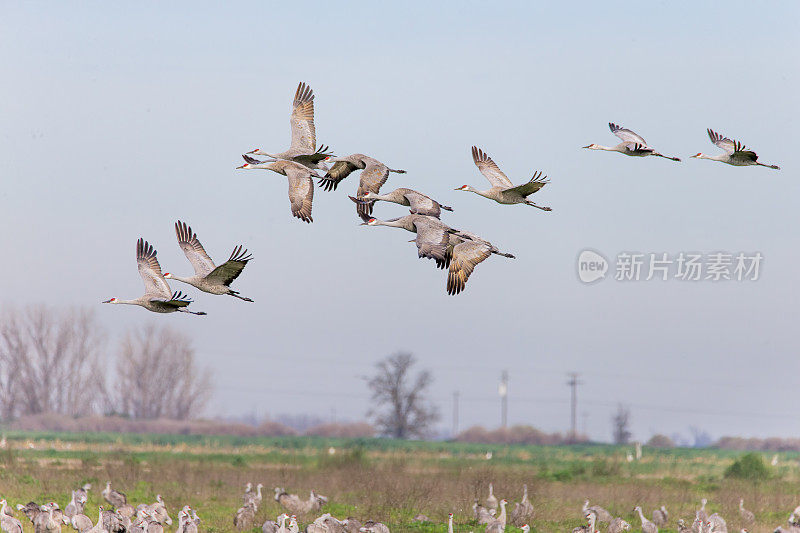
left=1, top=432, right=798, bottom=532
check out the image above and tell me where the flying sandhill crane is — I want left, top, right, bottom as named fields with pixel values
left=164, top=221, right=253, bottom=302
left=486, top=483, right=498, bottom=511
left=583, top=123, right=681, bottom=162
left=103, top=239, right=206, bottom=315
left=348, top=187, right=453, bottom=218
left=739, top=500, right=754, bottom=524
left=583, top=501, right=613, bottom=523
left=692, top=129, right=780, bottom=169
left=0, top=500, right=22, bottom=533
left=317, top=154, right=406, bottom=218
left=238, top=155, right=318, bottom=223
left=246, top=82, right=333, bottom=170
left=456, top=146, right=552, bottom=210
left=634, top=506, right=658, bottom=533
left=102, top=482, right=127, bottom=509
left=652, top=506, right=669, bottom=527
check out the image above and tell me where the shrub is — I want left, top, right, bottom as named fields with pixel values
left=724, top=452, right=770, bottom=480
left=647, top=434, right=675, bottom=448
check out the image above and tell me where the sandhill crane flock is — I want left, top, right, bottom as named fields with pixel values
left=103, top=80, right=780, bottom=308
left=3, top=479, right=800, bottom=533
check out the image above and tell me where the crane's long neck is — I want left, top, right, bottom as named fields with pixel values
left=637, top=508, right=646, bottom=522
left=583, top=501, right=589, bottom=512
left=522, top=485, right=528, bottom=502
left=498, top=502, right=506, bottom=522
left=448, top=515, right=453, bottom=533
left=589, top=513, right=597, bottom=532
left=488, top=483, right=493, bottom=497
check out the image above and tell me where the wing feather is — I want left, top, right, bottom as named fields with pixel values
left=286, top=168, right=314, bottom=223
left=503, top=171, right=549, bottom=197
left=290, top=82, right=316, bottom=153
left=355, top=162, right=390, bottom=218
left=447, top=240, right=492, bottom=295
left=609, top=123, right=647, bottom=145
left=136, top=238, right=172, bottom=299
left=206, top=246, right=252, bottom=286
left=174, top=221, right=216, bottom=276
left=412, top=217, right=449, bottom=265
left=471, top=146, right=513, bottom=188
left=707, top=128, right=743, bottom=154
left=319, top=160, right=358, bottom=192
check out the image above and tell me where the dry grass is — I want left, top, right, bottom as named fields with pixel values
left=0, top=436, right=797, bottom=532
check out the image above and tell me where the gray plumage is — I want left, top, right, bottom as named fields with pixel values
left=349, top=187, right=452, bottom=218
left=103, top=239, right=206, bottom=315
left=167, top=221, right=253, bottom=301
left=318, top=153, right=406, bottom=218
left=247, top=82, right=333, bottom=171
left=455, top=146, right=553, bottom=210
left=692, top=129, right=780, bottom=169
left=583, top=123, right=681, bottom=162
left=238, top=156, right=318, bottom=223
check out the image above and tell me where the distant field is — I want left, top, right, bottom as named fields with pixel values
left=1, top=432, right=798, bottom=532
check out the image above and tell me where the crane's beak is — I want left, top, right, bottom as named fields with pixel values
left=582, top=145, right=592, bottom=149
left=236, top=164, right=247, bottom=169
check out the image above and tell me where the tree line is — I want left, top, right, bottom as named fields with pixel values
left=0, top=306, right=210, bottom=421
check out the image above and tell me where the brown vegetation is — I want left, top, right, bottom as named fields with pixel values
left=455, top=425, right=587, bottom=445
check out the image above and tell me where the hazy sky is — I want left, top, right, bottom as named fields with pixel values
left=2, top=1, right=798, bottom=443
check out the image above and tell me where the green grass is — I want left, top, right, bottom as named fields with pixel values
left=0, top=432, right=798, bottom=532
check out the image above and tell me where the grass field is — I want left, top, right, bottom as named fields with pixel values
left=0, top=432, right=797, bottom=532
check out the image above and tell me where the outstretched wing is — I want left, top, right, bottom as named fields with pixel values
left=289, top=82, right=316, bottom=153
left=285, top=167, right=315, bottom=223
left=412, top=217, right=450, bottom=267
left=707, top=128, right=745, bottom=154
left=471, top=146, right=513, bottom=188
left=136, top=238, right=171, bottom=299
left=355, top=162, right=390, bottom=218
left=206, top=246, right=252, bottom=287
left=447, top=240, right=492, bottom=295
left=174, top=221, right=216, bottom=277
left=609, top=123, right=647, bottom=145
left=154, top=290, right=193, bottom=308
left=504, top=171, right=549, bottom=197
left=319, top=160, right=358, bottom=191
left=403, top=190, right=441, bottom=218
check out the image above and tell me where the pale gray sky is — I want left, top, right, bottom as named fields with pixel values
left=1, top=1, right=798, bottom=442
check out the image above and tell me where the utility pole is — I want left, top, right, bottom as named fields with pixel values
left=452, top=391, right=460, bottom=437
left=499, top=370, right=508, bottom=428
left=566, top=372, right=582, bottom=442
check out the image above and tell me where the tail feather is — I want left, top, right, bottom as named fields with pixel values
left=440, top=204, right=454, bottom=211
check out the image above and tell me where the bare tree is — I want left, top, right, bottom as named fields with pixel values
left=0, top=306, right=105, bottom=419
left=365, top=352, right=439, bottom=439
left=113, top=324, right=211, bottom=419
left=611, top=404, right=632, bottom=444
